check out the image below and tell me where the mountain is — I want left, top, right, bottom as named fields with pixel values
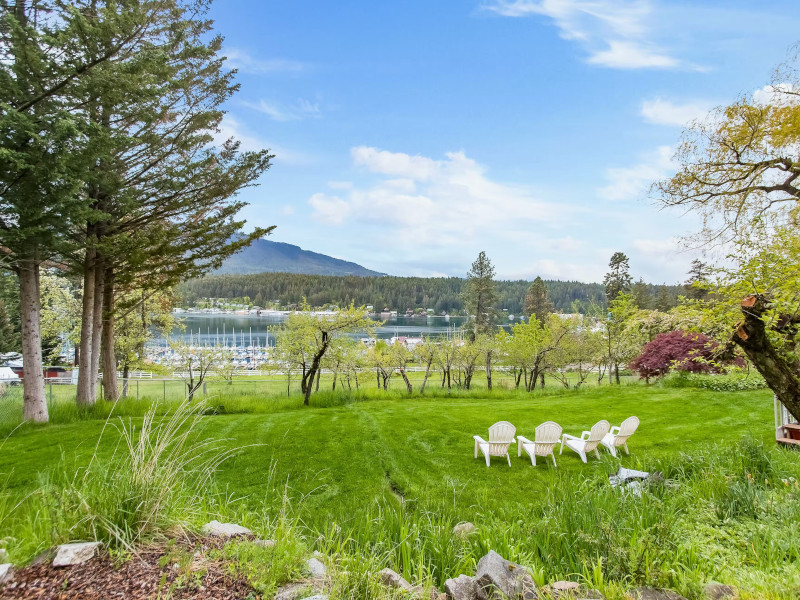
left=216, top=239, right=385, bottom=277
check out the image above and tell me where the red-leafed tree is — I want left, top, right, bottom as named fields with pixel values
left=630, top=330, right=730, bottom=383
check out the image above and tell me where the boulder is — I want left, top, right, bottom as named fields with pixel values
left=52, top=542, right=103, bottom=567
left=704, top=584, right=738, bottom=600
left=0, top=563, right=13, bottom=585
left=474, top=550, right=537, bottom=600
left=307, top=557, right=327, bottom=578
left=431, top=589, right=447, bottom=600
left=379, top=567, right=415, bottom=592
left=201, top=520, right=252, bottom=537
left=445, top=574, right=482, bottom=600
left=627, top=588, right=687, bottom=600
left=254, top=539, right=276, bottom=548
left=299, top=596, right=329, bottom=600
left=453, top=522, right=477, bottom=539
left=275, top=583, right=315, bottom=600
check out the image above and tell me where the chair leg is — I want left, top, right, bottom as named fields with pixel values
left=531, top=453, right=536, bottom=467
left=485, top=452, right=490, bottom=467
left=474, top=440, right=478, bottom=459
left=559, top=440, right=564, bottom=455
left=579, top=450, right=587, bottom=464
left=594, top=449, right=600, bottom=460
left=506, top=452, right=511, bottom=467
left=607, top=444, right=617, bottom=458
left=551, top=453, right=557, bottom=468
left=624, top=443, right=630, bottom=455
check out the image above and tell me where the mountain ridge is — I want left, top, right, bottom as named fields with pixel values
left=217, top=239, right=385, bottom=277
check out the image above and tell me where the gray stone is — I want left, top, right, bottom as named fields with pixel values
left=453, top=522, right=477, bottom=539
left=201, top=520, right=252, bottom=537
left=445, top=574, right=482, bottom=600
left=307, top=557, right=327, bottom=578
left=430, top=589, right=447, bottom=600
left=553, top=581, right=580, bottom=594
left=254, top=539, right=276, bottom=548
left=0, top=549, right=8, bottom=562
left=627, top=588, right=687, bottom=600
left=704, top=584, right=738, bottom=600
left=275, top=583, right=315, bottom=600
left=299, top=596, right=328, bottom=600
left=52, top=542, right=102, bottom=567
left=475, top=551, right=537, bottom=600
left=379, top=567, right=415, bottom=592
left=0, top=563, right=13, bottom=585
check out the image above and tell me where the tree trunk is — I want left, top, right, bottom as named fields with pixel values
left=89, top=257, right=105, bottom=402
left=19, top=260, right=47, bottom=423
left=486, top=353, right=493, bottom=391
left=732, top=294, right=800, bottom=420
left=122, top=363, right=130, bottom=398
left=540, top=372, right=545, bottom=389
left=420, top=358, right=433, bottom=394
left=303, top=334, right=328, bottom=406
left=314, top=366, right=321, bottom=392
left=614, top=364, right=620, bottom=384
left=76, top=247, right=96, bottom=406
left=101, top=266, right=118, bottom=401
left=399, top=367, right=412, bottom=394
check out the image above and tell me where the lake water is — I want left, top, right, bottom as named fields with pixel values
left=154, top=313, right=477, bottom=347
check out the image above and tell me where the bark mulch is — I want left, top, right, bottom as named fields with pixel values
left=1, top=537, right=260, bottom=600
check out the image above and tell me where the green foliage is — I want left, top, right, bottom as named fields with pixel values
left=661, top=370, right=768, bottom=392
left=462, top=251, right=499, bottom=338
left=524, top=276, right=554, bottom=322
left=603, top=252, right=632, bottom=302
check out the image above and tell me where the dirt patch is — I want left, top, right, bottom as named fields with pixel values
left=1, top=536, right=259, bottom=600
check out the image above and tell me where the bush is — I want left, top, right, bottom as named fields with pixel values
left=630, top=330, right=729, bottom=382
left=660, top=370, right=768, bottom=392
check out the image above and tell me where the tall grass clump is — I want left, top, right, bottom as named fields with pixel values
left=0, top=398, right=238, bottom=561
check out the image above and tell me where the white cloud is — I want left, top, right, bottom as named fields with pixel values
left=225, top=48, right=307, bottom=74
left=752, top=83, right=798, bottom=107
left=599, top=145, right=675, bottom=202
left=309, top=147, right=566, bottom=250
left=641, top=98, right=714, bottom=126
left=243, top=98, right=321, bottom=122
left=485, top=0, right=680, bottom=70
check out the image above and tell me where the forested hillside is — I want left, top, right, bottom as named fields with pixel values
left=178, top=273, right=682, bottom=314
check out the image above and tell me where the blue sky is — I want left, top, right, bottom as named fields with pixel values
left=208, top=0, right=800, bottom=283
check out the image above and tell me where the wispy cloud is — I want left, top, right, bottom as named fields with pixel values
left=485, top=0, right=680, bottom=70
left=599, top=145, right=675, bottom=202
left=243, top=98, right=321, bottom=122
left=214, top=116, right=312, bottom=166
left=641, top=98, right=715, bottom=126
left=224, top=48, right=308, bottom=74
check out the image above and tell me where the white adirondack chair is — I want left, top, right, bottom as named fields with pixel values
left=560, top=420, right=610, bottom=463
left=601, top=416, right=639, bottom=457
left=474, top=421, right=516, bottom=467
left=517, top=421, right=562, bottom=467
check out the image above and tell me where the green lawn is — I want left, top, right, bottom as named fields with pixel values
left=0, top=384, right=776, bottom=527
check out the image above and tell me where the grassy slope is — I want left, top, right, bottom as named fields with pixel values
left=0, top=385, right=775, bottom=529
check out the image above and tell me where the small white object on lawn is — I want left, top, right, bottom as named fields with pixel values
left=560, top=420, right=610, bottom=463
left=0, top=563, right=14, bottom=585
left=201, top=520, right=252, bottom=537
left=601, top=416, right=639, bottom=457
left=518, top=421, right=562, bottom=467
left=474, top=421, right=516, bottom=467
left=307, top=557, right=326, bottom=578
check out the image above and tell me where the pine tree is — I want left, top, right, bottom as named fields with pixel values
left=630, top=278, right=652, bottom=309
left=684, top=259, right=710, bottom=300
left=462, top=251, right=499, bottom=339
left=603, top=252, right=633, bottom=302
left=654, top=285, right=674, bottom=312
left=524, top=276, right=554, bottom=324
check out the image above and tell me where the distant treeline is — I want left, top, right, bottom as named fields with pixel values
left=178, top=273, right=684, bottom=314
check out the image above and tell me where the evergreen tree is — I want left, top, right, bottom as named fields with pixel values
left=462, top=252, right=499, bottom=339
left=630, top=278, right=652, bottom=309
left=684, top=259, right=711, bottom=300
left=524, top=276, right=554, bottom=324
left=654, top=285, right=674, bottom=312
left=603, top=252, right=633, bottom=302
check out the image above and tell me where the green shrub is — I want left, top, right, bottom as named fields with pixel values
left=660, top=370, right=767, bottom=392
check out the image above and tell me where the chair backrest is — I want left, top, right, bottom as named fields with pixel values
left=584, top=420, right=610, bottom=452
left=614, top=416, right=639, bottom=446
left=534, top=421, right=562, bottom=455
left=488, top=421, right=516, bottom=455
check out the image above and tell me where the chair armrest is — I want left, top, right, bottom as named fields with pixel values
left=610, top=426, right=621, bottom=435
left=473, top=435, right=487, bottom=444
left=517, top=436, right=532, bottom=445
left=580, top=431, right=591, bottom=440
left=561, top=433, right=580, bottom=442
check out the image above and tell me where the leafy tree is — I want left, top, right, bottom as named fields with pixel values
left=462, top=251, right=499, bottom=339
left=605, top=293, right=639, bottom=384
left=389, top=342, right=414, bottom=394
left=169, top=341, right=232, bottom=401
left=603, top=252, right=632, bottom=302
left=524, top=276, right=554, bottom=324
left=654, top=51, right=800, bottom=418
left=414, top=337, right=439, bottom=394
left=0, top=297, right=19, bottom=354
left=630, top=330, right=729, bottom=383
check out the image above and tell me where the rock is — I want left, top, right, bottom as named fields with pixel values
left=299, top=596, right=328, bottom=600
left=0, top=563, right=13, bottom=585
left=553, top=581, right=580, bottom=593
left=201, top=520, right=252, bottom=537
left=627, top=588, right=687, bottom=600
left=379, top=567, right=415, bottom=592
left=474, top=550, right=537, bottom=600
left=445, top=574, right=482, bottom=600
left=52, top=542, right=103, bottom=567
left=0, top=549, right=7, bottom=561
left=307, top=557, right=327, bottom=578
left=453, top=522, right=476, bottom=539
left=430, top=589, right=447, bottom=600
left=275, top=583, right=315, bottom=600
left=704, top=584, right=738, bottom=600
left=254, top=539, right=276, bottom=548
